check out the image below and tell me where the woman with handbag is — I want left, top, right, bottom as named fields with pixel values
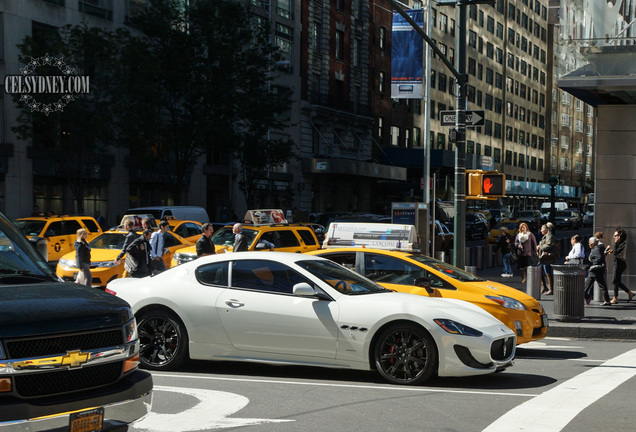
left=584, top=236, right=611, bottom=305
left=74, top=228, right=92, bottom=287
left=515, top=222, right=537, bottom=284
left=606, top=228, right=634, bottom=303
left=537, top=222, right=557, bottom=295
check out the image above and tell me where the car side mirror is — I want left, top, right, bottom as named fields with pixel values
left=29, top=236, right=48, bottom=262
left=414, top=277, right=434, bottom=294
left=293, top=282, right=316, bottom=297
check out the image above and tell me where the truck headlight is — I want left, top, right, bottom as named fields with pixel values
left=123, top=318, right=138, bottom=343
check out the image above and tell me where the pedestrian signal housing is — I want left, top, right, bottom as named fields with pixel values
left=466, top=170, right=506, bottom=199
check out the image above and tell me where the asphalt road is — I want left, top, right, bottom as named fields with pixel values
left=129, top=337, right=636, bottom=432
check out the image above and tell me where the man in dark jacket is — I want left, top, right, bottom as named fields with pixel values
left=584, top=236, right=611, bottom=305
left=196, top=223, right=216, bottom=257
left=126, top=229, right=152, bottom=278
left=494, top=227, right=514, bottom=277
left=232, top=223, right=249, bottom=252
left=116, top=219, right=139, bottom=262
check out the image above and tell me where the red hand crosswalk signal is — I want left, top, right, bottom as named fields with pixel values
left=482, top=173, right=505, bottom=196
left=466, top=170, right=506, bottom=199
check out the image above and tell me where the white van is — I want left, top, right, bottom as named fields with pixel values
left=540, top=202, right=568, bottom=212
left=322, top=222, right=419, bottom=251
left=126, top=206, right=209, bottom=223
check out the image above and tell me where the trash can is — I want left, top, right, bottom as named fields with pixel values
left=465, top=265, right=477, bottom=276
left=526, top=266, right=542, bottom=300
left=552, top=264, right=586, bottom=322
left=435, top=251, right=446, bottom=262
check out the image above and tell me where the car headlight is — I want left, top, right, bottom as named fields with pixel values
left=174, top=253, right=196, bottom=264
left=434, top=319, right=483, bottom=337
left=59, top=258, right=77, bottom=268
left=92, top=260, right=119, bottom=268
left=485, top=295, right=527, bottom=310
left=123, top=317, right=138, bottom=343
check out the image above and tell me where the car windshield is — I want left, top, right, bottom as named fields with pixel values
left=296, top=259, right=389, bottom=295
left=0, top=214, right=58, bottom=281
left=211, top=227, right=258, bottom=248
left=89, top=233, right=127, bottom=249
left=407, top=254, right=484, bottom=282
left=13, top=219, right=46, bottom=237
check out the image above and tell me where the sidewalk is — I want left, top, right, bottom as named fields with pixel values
left=475, top=263, right=636, bottom=341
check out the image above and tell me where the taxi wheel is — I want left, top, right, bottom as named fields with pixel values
left=373, top=322, right=438, bottom=385
left=137, top=309, right=189, bottom=371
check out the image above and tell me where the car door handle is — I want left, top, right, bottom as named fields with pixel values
left=225, top=299, right=244, bottom=308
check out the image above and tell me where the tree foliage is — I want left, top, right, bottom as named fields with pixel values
left=12, top=0, right=295, bottom=208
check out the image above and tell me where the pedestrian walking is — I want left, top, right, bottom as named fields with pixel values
left=514, top=222, right=537, bottom=283
left=125, top=229, right=152, bottom=278
left=537, top=222, right=557, bottom=295
left=606, top=227, right=634, bottom=303
left=233, top=223, right=249, bottom=252
left=196, top=223, right=217, bottom=257
left=115, top=219, right=138, bottom=262
left=150, top=220, right=170, bottom=273
left=564, top=234, right=585, bottom=265
left=74, top=228, right=92, bottom=287
left=494, top=227, right=514, bottom=277
left=584, top=236, right=611, bottom=306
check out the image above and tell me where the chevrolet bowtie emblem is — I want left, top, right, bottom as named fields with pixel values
left=61, top=350, right=90, bottom=368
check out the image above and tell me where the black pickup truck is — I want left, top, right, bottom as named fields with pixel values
left=0, top=211, right=152, bottom=431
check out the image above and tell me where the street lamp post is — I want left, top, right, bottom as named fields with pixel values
left=524, top=137, right=558, bottom=210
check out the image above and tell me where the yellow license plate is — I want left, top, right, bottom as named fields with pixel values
left=69, top=407, right=104, bottom=432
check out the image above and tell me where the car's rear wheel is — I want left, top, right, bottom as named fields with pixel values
left=374, top=322, right=438, bottom=385
left=137, top=309, right=189, bottom=371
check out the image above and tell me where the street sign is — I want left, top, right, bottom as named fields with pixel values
left=439, top=110, right=485, bottom=127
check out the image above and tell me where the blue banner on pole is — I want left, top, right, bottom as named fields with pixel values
left=391, top=10, right=424, bottom=99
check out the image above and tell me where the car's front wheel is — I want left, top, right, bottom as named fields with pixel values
left=373, top=322, right=438, bottom=385
left=137, top=309, right=189, bottom=371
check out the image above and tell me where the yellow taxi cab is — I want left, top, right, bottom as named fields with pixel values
left=307, top=222, right=547, bottom=345
left=14, top=215, right=103, bottom=263
left=486, top=219, right=521, bottom=244
left=165, top=218, right=203, bottom=243
left=172, top=209, right=320, bottom=266
left=56, top=226, right=192, bottom=287
left=307, top=247, right=547, bottom=345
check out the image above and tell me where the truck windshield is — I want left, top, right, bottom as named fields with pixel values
left=0, top=213, right=58, bottom=280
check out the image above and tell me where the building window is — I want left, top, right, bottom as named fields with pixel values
left=378, top=117, right=383, bottom=137
left=391, top=126, right=400, bottom=146
left=336, top=30, right=345, bottom=61
left=277, top=0, right=294, bottom=19
left=379, top=27, right=386, bottom=50
left=79, top=0, right=113, bottom=20
left=379, top=71, right=385, bottom=92
left=587, top=124, right=593, bottom=136
left=413, top=127, right=422, bottom=147
left=311, top=22, right=321, bottom=52
left=561, top=113, right=571, bottom=128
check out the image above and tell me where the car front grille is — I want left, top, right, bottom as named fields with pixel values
left=490, top=337, right=515, bottom=361
left=14, top=362, right=124, bottom=398
left=6, top=329, right=123, bottom=358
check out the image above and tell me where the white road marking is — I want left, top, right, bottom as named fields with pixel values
left=132, top=386, right=293, bottom=431
left=520, top=341, right=585, bottom=350
left=482, top=348, right=636, bottom=432
left=151, top=372, right=537, bottom=397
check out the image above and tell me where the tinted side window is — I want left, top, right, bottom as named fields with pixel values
left=163, top=232, right=181, bottom=247
left=364, top=253, right=425, bottom=286
left=316, top=252, right=356, bottom=270
left=45, top=221, right=63, bottom=237
left=63, top=220, right=82, bottom=235
left=297, top=229, right=317, bottom=245
left=187, top=223, right=202, bottom=237
left=81, top=218, right=100, bottom=233
left=231, top=260, right=307, bottom=294
left=277, top=230, right=300, bottom=248
left=196, top=262, right=229, bottom=286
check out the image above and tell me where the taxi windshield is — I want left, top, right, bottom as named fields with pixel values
left=0, top=214, right=57, bottom=280
left=296, top=259, right=388, bottom=295
left=211, top=227, right=258, bottom=248
left=407, top=254, right=484, bottom=282
left=89, top=232, right=127, bottom=249
left=13, top=219, right=46, bottom=237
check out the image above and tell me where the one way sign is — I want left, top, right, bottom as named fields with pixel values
left=439, top=110, right=485, bottom=127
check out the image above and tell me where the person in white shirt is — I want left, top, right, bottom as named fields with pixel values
left=565, top=234, right=585, bottom=265
left=150, top=220, right=170, bottom=273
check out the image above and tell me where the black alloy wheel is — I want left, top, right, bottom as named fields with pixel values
left=374, top=322, right=438, bottom=385
left=137, top=310, right=189, bottom=371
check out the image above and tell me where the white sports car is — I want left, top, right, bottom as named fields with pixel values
left=106, top=252, right=515, bottom=385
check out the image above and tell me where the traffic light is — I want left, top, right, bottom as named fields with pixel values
left=466, top=170, right=506, bottom=199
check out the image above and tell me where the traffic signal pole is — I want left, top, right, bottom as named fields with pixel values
left=385, top=0, right=471, bottom=268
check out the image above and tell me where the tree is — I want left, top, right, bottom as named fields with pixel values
left=121, top=0, right=295, bottom=206
left=12, top=24, right=127, bottom=213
